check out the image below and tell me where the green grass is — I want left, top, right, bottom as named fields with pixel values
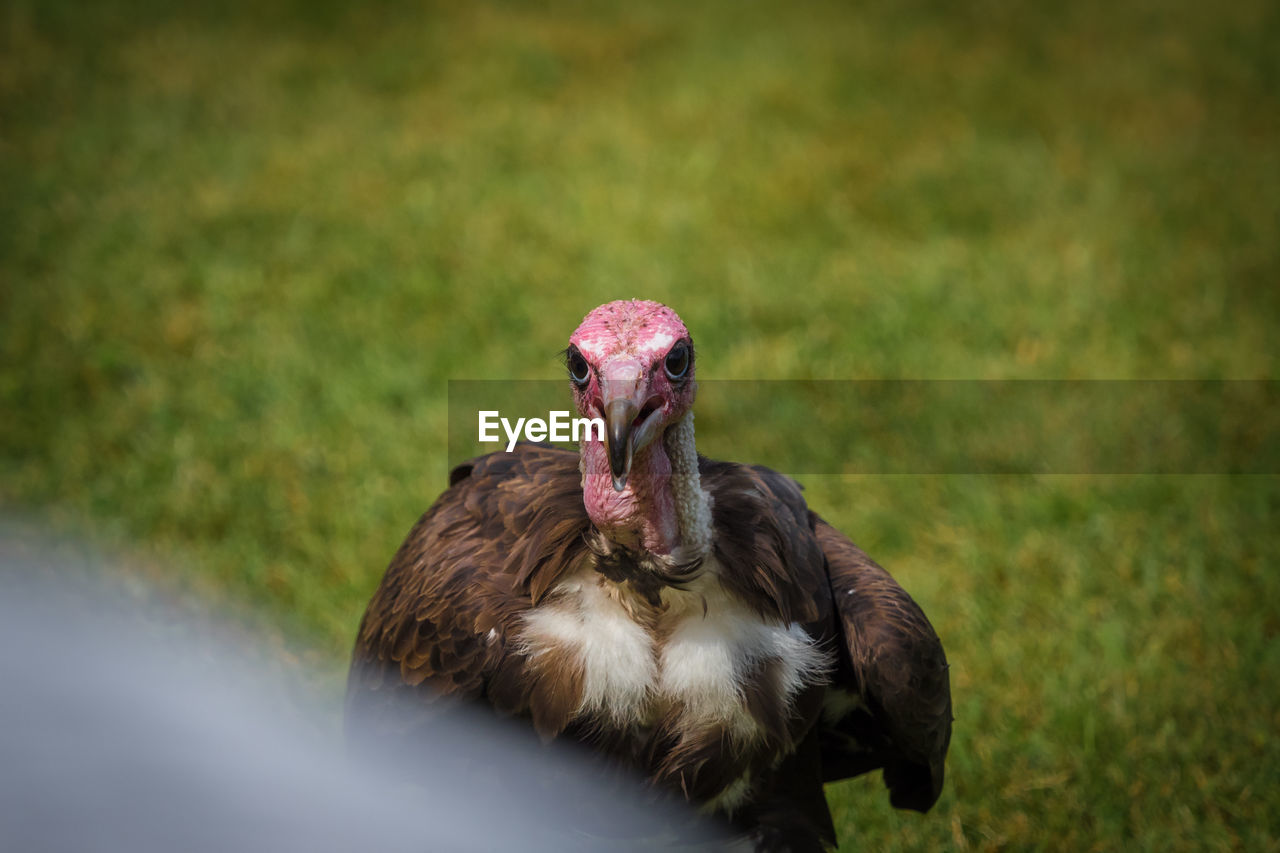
left=2, top=0, right=1277, bottom=848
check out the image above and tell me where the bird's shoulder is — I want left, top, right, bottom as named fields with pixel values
left=345, top=444, right=592, bottom=722
left=697, top=456, right=831, bottom=629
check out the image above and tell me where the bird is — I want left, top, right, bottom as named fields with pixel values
left=345, top=300, right=952, bottom=851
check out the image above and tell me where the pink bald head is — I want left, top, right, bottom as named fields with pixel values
left=566, top=300, right=696, bottom=553
left=567, top=300, right=697, bottom=451
left=569, top=300, right=692, bottom=365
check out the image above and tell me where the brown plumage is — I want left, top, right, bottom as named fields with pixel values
left=346, top=447, right=951, bottom=848
left=345, top=301, right=951, bottom=851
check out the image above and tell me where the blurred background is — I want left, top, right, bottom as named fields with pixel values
left=1, top=0, right=1277, bottom=849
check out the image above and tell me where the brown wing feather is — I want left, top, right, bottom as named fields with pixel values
left=344, top=444, right=593, bottom=750
left=814, top=515, right=953, bottom=812
left=699, top=458, right=831, bottom=630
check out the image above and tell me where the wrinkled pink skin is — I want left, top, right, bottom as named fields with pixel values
left=568, top=300, right=696, bottom=555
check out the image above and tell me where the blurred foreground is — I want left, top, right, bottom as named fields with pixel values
left=0, top=528, right=727, bottom=853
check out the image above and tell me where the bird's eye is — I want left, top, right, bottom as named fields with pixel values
left=664, top=342, right=691, bottom=381
left=567, top=347, right=591, bottom=386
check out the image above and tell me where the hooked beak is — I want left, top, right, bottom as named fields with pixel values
left=604, top=399, right=638, bottom=492
left=600, top=371, right=664, bottom=492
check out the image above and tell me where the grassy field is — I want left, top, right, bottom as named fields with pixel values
left=2, top=0, right=1278, bottom=849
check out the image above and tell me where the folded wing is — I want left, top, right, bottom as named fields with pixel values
left=815, top=517, right=953, bottom=812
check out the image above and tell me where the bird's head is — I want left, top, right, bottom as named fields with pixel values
left=567, top=300, right=700, bottom=554
left=568, top=300, right=696, bottom=490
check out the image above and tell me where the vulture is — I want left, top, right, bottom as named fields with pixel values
left=346, top=300, right=952, bottom=851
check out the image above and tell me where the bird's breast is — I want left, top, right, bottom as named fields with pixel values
left=515, top=560, right=830, bottom=806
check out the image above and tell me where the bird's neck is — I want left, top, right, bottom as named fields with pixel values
left=581, top=414, right=712, bottom=560
left=662, top=413, right=713, bottom=559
